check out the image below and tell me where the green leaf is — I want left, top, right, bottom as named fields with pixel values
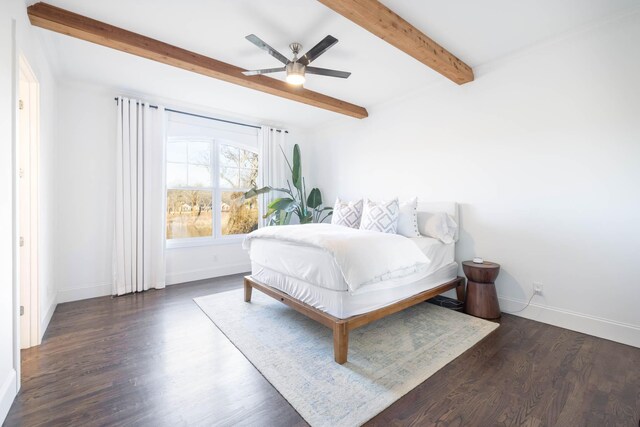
left=307, top=188, right=322, bottom=209
left=267, top=197, right=294, bottom=210
left=300, top=212, right=313, bottom=224
left=279, top=144, right=294, bottom=175
left=243, top=186, right=272, bottom=199
left=292, top=144, right=302, bottom=191
left=284, top=201, right=301, bottom=213
left=272, top=187, right=293, bottom=195
left=263, top=209, right=275, bottom=219
left=279, top=211, right=292, bottom=225
left=243, top=186, right=294, bottom=200
left=263, top=197, right=295, bottom=221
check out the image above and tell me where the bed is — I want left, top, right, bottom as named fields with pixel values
left=243, top=201, right=465, bottom=364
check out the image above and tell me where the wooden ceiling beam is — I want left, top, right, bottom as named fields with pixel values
left=27, top=2, right=368, bottom=119
left=317, top=0, right=474, bottom=85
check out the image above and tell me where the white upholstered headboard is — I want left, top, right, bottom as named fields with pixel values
left=416, top=201, right=459, bottom=241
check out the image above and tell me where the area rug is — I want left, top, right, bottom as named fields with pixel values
left=194, top=289, right=498, bottom=427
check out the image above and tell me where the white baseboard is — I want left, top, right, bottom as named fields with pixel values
left=0, top=369, right=17, bottom=425
left=57, top=283, right=111, bottom=304
left=499, top=296, right=640, bottom=348
left=166, top=262, right=251, bottom=285
left=40, top=295, right=57, bottom=341
left=55, top=263, right=251, bottom=303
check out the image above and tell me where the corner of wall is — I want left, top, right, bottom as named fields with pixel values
left=39, top=293, right=57, bottom=342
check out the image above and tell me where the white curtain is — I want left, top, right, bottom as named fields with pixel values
left=258, top=126, right=287, bottom=227
left=113, top=97, right=166, bottom=296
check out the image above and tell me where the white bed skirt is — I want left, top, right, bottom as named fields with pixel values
left=250, top=261, right=459, bottom=319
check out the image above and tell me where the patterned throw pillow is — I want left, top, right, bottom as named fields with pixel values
left=331, top=199, right=363, bottom=228
left=359, top=198, right=400, bottom=234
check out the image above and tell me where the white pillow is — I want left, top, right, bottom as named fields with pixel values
left=417, top=211, right=458, bottom=244
left=397, top=197, right=420, bottom=237
left=360, top=198, right=400, bottom=234
left=331, top=198, right=363, bottom=228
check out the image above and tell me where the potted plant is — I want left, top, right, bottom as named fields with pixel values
left=243, top=144, right=332, bottom=225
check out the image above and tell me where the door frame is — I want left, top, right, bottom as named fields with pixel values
left=17, top=54, right=41, bottom=350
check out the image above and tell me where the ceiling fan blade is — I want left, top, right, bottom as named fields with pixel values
left=245, top=34, right=290, bottom=65
left=305, top=66, right=351, bottom=79
left=299, top=35, right=338, bottom=66
left=242, top=67, right=286, bottom=76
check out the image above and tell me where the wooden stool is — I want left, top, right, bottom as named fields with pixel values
left=462, top=260, right=501, bottom=319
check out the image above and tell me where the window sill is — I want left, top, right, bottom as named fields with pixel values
left=166, top=235, right=246, bottom=249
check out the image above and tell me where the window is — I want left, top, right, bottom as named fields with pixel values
left=165, top=113, right=259, bottom=245
left=219, top=144, right=259, bottom=235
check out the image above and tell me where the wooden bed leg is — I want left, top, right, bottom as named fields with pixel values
left=333, top=322, right=349, bottom=364
left=456, top=277, right=466, bottom=302
left=244, top=278, right=253, bottom=302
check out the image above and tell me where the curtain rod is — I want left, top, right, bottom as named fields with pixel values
left=114, top=97, right=288, bottom=133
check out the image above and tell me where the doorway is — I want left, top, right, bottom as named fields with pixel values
left=18, top=55, right=40, bottom=349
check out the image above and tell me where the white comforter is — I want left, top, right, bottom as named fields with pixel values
left=243, top=224, right=429, bottom=292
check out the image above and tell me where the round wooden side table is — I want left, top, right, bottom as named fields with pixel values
left=462, top=260, right=501, bottom=319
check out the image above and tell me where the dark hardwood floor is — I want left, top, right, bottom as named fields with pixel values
left=4, top=274, right=639, bottom=426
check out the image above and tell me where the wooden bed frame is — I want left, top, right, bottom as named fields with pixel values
left=243, top=275, right=466, bottom=364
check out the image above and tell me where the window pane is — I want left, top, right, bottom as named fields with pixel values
left=220, top=167, right=239, bottom=188
left=220, top=145, right=240, bottom=168
left=166, top=189, right=213, bottom=239
left=188, top=141, right=211, bottom=166
left=221, top=191, right=258, bottom=235
left=239, top=168, right=258, bottom=188
left=167, top=163, right=187, bottom=187
left=188, top=164, right=212, bottom=188
left=240, top=150, right=258, bottom=169
left=167, top=141, right=187, bottom=163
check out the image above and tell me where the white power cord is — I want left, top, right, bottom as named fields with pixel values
left=502, top=293, right=536, bottom=314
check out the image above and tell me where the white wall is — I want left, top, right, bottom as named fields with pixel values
left=55, top=81, right=304, bottom=300
left=165, top=243, right=250, bottom=285
left=301, top=11, right=640, bottom=347
left=55, top=82, right=116, bottom=302
left=0, top=0, right=59, bottom=422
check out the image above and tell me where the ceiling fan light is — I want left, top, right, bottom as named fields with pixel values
left=286, top=73, right=306, bottom=85
left=286, top=61, right=306, bottom=85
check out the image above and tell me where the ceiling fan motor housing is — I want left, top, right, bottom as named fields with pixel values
left=286, top=61, right=305, bottom=74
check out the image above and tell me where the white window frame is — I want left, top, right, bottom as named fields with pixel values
left=166, top=137, right=259, bottom=249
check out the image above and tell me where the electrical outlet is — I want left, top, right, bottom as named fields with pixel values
left=533, top=282, right=543, bottom=295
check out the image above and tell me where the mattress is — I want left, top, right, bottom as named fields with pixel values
left=249, top=236, right=455, bottom=292
left=250, top=261, right=459, bottom=319
left=248, top=235, right=458, bottom=318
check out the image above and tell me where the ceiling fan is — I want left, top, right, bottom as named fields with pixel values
left=242, top=34, right=351, bottom=86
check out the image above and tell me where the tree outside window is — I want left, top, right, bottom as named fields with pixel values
left=166, top=138, right=258, bottom=240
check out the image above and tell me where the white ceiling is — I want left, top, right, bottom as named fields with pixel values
left=35, top=0, right=638, bottom=128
